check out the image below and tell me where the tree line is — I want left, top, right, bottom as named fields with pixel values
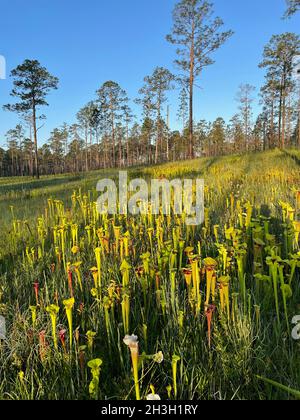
left=0, top=0, right=299, bottom=178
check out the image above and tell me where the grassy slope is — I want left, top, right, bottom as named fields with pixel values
left=1, top=148, right=300, bottom=400
left=1, top=148, right=298, bottom=229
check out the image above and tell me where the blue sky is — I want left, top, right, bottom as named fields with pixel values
left=0, top=0, right=299, bottom=147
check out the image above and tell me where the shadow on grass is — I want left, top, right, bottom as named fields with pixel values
left=281, top=150, right=300, bottom=167
left=0, top=174, right=84, bottom=196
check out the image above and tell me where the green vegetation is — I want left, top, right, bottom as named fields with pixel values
left=0, top=149, right=300, bottom=400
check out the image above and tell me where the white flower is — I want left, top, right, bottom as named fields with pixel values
left=146, top=394, right=161, bottom=400
left=123, top=334, right=138, bottom=347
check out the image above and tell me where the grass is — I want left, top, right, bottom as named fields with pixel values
left=0, top=149, right=300, bottom=400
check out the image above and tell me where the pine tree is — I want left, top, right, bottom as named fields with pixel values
left=4, top=59, right=58, bottom=178
left=167, top=0, right=233, bottom=159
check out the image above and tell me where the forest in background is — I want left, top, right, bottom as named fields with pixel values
left=0, top=0, right=299, bottom=178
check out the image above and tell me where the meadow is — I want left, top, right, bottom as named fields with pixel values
left=0, top=149, right=300, bottom=400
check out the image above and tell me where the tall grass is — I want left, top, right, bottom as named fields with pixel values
left=0, top=149, right=300, bottom=400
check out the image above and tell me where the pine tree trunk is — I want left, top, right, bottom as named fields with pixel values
left=189, top=20, right=195, bottom=160
left=32, top=104, right=40, bottom=179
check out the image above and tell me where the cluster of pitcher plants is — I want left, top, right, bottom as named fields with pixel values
left=0, top=152, right=300, bottom=400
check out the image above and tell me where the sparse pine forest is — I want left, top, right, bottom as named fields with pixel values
left=0, top=0, right=300, bottom=402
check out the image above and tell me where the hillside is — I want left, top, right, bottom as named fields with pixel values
left=0, top=149, right=300, bottom=400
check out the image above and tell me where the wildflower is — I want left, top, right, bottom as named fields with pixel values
left=67, top=267, right=74, bottom=297
left=135, top=266, right=145, bottom=277
left=121, top=293, right=130, bottom=334
left=73, top=262, right=83, bottom=292
left=33, top=282, right=39, bottom=305
left=178, top=310, right=184, bottom=335
left=90, top=267, right=99, bottom=290
left=218, top=276, right=230, bottom=320
left=94, top=248, right=102, bottom=289
left=203, top=258, right=217, bottom=307
left=86, top=330, right=97, bottom=351
left=123, top=334, right=138, bottom=347
left=153, top=351, right=164, bottom=364
left=71, top=245, right=80, bottom=255
left=78, top=345, right=86, bottom=373
left=63, top=297, right=75, bottom=351
left=141, top=252, right=151, bottom=275
left=29, top=306, right=37, bottom=328
left=235, top=248, right=247, bottom=306
left=91, top=288, right=98, bottom=298
left=266, top=255, right=283, bottom=324
left=120, top=259, right=131, bottom=288
left=123, top=335, right=140, bottom=400
left=143, top=324, right=148, bottom=350
left=46, top=304, right=59, bottom=350
left=75, top=327, right=80, bottom=344
left=191, top=258, right=201, bottom=314
left=39, top=330, right=47, bottom=361
left=172, top=354, right=180, bottom=399
left=18, top=371, right=25, bottom=382
left=293, top=221, right=300, bottom=244
left=184, top=247, right=194, bottom=259
left=88, top=359, right=103, bottom=399
left=59, top=329, right=67, bottom=351
left=123, top=231, right=130, bottom=257
left=182, top=267, right=192, bottom=286
left=113, top=226, right=121, bottom=252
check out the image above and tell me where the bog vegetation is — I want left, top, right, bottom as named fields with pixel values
left=0, top=0, right=299, bottom=178
left=0, top=149, right=300, bottom=400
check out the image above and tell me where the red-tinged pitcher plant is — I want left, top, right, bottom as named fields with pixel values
left=59, top=329, right=67, bottom=352
left=66, top=264, right=74, bottom=297
left=113, top=225, right=121, bottom=254
left=203, top=258, right=218, bottom=307
left=39, top=330, right=47, bottom=362
left=123, top=335, right=141, bottom=400
left=46, top=304, right=60, bottom=350
left=33, top=282, right=39, bottom=306
left=63, top=297, right=75, bottom=351
left=182, top=267, right=192, bottom=305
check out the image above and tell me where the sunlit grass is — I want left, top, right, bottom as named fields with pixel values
left=0, top=149, right=300, bottom=400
